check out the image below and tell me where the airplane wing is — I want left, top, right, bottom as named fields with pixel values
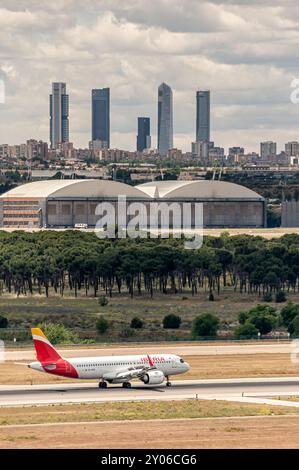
left=103, top=355, right=156, bottom=381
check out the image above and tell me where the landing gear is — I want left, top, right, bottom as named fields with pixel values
left=99, top=381, right=107, bottom=388
left=122, top=382, right=132, bottom=388
left=166, top=376, right=172, bottom=387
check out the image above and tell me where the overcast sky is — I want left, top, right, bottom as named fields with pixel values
left=0, top=0, right=299, bottom=153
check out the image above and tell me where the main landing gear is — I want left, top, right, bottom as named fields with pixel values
left=166, top=376, right=172, bottom=387
left=122, top=382, right=132, bottom=388
left=99, top=381, right=107, bottom=388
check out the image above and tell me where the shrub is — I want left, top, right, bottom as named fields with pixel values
left=288, top=315, right=299, bottom=337
left=96, top=317, right=110, bottom=334
left=0, top=315, right=8, bottom=328
left=192, top=314, right=219, bottom=338
left=37, top=322, right=78, bottom=345
left=130, top=317, right=144, bottom=329
left=234, top=322, right=258, bottom=340
left=237, top=304, right=277, bottom=335
left=262, top=292, right=273, bottom=302
left=275, top=291, right=286, bottom=303
left=163, top=314, right=182, bottom=329
left=98, top=295, right=108, bottom=307
left=280, top=302, right=299, bottom=327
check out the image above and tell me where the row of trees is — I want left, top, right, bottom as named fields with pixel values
left=1, top=231, right=299, bottom=298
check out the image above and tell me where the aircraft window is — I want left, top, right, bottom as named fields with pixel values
left=180, top=359, right=184, bottom=363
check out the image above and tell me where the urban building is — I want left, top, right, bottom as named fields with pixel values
left=50, top=82, right=69, bottom=149
left=260, top=141, right=277, bottom=161
left=285, top=141, right=299, bottom=157
left=91, top=88, right=110, bottom=148
left=0, top=179, right=266, bottom=229
left=157, top=83, right=173, bottom=156
left=137, top=117, right=151, bottom=152
left=196, top=90, right=210, bottom=142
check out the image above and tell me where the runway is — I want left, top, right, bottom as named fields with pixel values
left=1, top=377, right=299, bottom=408
left=4, top=342, right=295, bottom=361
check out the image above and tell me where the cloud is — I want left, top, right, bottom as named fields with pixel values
left=0, top=0, right=298, bottom=153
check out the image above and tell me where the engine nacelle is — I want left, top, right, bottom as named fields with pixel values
left=142, top=370, right=165, bottom=385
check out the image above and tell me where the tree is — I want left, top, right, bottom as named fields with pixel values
left=288, top=315, right=299, bottom=337
left=237, top=304, right=277, bottom=335
left=262, top=292, right=273, bottom=302
left=275, top=291, right=286, bottom=303
left=98, top=295, right=108, bottom=307
left=130, top=317, right=144, bottom=329
left=163, top=314, right=181, bottom=329
left=234, top=323, right=258, bottom=339
left=280, top=302, right=299, bottom=327
left=96, top=317, right=110, bottom=334
left=192, top=314, right=219, bottom=338
left=37, top=322, right=77, bottom=344
left=0, top=316, right=8, bottom=328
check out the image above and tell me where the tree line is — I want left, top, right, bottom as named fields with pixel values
left=1, top=230, right=299, bottom=298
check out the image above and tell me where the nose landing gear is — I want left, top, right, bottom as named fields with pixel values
left=99, top=381, right=108, bottom=388
left=166, top=376, right=172, bottom=387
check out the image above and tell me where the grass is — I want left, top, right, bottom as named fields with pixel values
left=1, top=399, right=299, bottom=426
left=1, top=289, right=299, bottom=343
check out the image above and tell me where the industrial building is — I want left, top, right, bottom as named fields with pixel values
left=0, top=179, right=266, bottom=229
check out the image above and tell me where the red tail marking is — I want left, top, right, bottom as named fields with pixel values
left=33, top=338, right=62, bottom=363
left=147, top=354, right=154, bottom=367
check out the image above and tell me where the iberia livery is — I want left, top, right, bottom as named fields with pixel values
left=29, top=328, right=190, bottom=388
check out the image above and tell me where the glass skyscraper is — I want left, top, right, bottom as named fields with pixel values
left=50, top=82, right=69, bottom=149
left=158, top=83, right=173, bottom=156
left=91, top=88, right=110, bottom=148
left=137, top=117, right=151, bottom=152
left=196, top=90, right=210, bottom=142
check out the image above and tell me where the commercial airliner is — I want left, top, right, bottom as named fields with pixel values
left=28, top=328, right=190, bottom=388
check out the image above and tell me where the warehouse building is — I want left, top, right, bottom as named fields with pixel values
left=0, top=179, right=266, bottom=229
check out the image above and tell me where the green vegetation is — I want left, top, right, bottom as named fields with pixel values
left=130, top=317, right=144, bottom=329
left=262, top=292, right=273, bottom=302
left=275, top=290, right=287, bottom=303
left=280, top=302, right=299, bottom=328
left=163, top=314, right=181, bottom=329
left=98, top=295, right=108, bottom=307
left=0, top=315, right=8, bottom=328
left=37, top=322, right=78, bottom=344
left=237, top=304, right=277, bottom=335
left=0, top=230, right=298, bottom=300
left=234, top=323, right=258, bottom=339
left=96, top=317, right=110, bottom=334
left=191, top=313, right=219, bottom=338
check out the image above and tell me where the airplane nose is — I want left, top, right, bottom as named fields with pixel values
left=184, top=362, right=190, bottom=371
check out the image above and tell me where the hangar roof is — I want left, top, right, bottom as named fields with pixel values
left=137, top=180, right=264, bottom=200
left=0, top=179, right=149, bottom=199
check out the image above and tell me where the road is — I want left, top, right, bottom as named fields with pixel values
left=4, top=342, right=296, bottom=361
left=1, top=377, right=299, bottom=407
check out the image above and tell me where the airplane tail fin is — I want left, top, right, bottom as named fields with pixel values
left=31, top=328, right=62, bottom=363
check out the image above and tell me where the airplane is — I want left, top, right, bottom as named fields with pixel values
left=28, top=328, right=191, bottom=388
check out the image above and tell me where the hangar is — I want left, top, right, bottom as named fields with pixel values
left=0, top=179, right=266, bottom=229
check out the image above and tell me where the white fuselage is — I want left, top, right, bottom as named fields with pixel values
left=70, top=353, right=189, bottom=380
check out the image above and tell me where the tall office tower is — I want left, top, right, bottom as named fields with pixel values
left=196, top=90, right=210, bottom=142
left=91, top=88, right=110, bottom=149
left=137, top=117, right=151, bottom=152
left=157, top=83, right=173, bottom=156
left=50, top=82, right=69, bottom=149
left=260, top=141, right=277, bottom=160
left=285, top=141, right=299, bottom=157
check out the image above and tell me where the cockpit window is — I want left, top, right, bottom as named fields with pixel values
left=180, top=358, right=184, bottom=363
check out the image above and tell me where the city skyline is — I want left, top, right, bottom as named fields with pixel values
left=0, top=1, right=299, bottom=152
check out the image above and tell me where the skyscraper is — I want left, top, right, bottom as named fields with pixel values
left=196, top=90, right=210, bottom=142
left=157, top=83, right=173, bottom=156
left=137, top=117, right=151, bottom=152
left=50, top=82, right=69, bottom=149
left=91, top=88, right=110, bottom=148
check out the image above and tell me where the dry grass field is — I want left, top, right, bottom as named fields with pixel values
left=2, top=415, right=299, bottom=448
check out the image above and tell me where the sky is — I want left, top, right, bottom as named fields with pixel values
left=0, top=0, right=299, bottom=153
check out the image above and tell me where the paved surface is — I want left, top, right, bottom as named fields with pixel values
left=1, top=377, right=299, bottom=407
left=4, top=342, right=295, bottom=361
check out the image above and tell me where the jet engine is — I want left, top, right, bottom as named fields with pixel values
left=141, top=370, right=165, bottom=385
